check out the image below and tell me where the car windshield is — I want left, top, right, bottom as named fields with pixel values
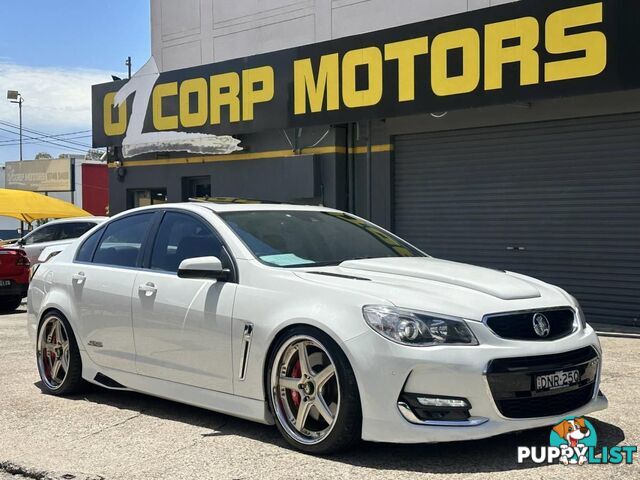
left=219, top=210, right=425, bottom=268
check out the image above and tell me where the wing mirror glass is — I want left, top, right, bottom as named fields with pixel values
left=177, top=256, right=230, bottom=281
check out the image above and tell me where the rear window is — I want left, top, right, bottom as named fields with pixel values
left=92, top=214, right=154, bottom=268
left=59, top=222, right=97, bottom=241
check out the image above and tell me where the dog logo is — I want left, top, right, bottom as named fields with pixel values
left=533, top=313, right=551, bottom=338
left=551, top=417, right=596, bottom=465
left=519, top=416, right=637, bottom=465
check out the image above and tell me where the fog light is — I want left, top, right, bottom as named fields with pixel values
left=417, top=397, right=470, bottom=409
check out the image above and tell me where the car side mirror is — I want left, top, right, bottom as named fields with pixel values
left=177, top=256, right=230, bottom=281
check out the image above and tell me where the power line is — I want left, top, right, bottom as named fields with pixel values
left=0, top=135, right=92, bottom=147
left=0, top=126, right=88, bottom=153
left=0, top=121, right=92, bottom=149
left=0, top=123, right=92, bottom=149
left=0, top=130, right=91, bottom=145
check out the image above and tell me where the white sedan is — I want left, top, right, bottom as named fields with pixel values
left=27, top=202, right=607, bottom=454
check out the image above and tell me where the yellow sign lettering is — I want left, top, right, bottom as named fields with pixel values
left=545, top=2, right=607, bottom=82
left=431, top=28, right=480, bottom=96
left=152, top=82, right=179, bottom=131
left=179, top=78, right=208, bottom=128
left=294, top=54, right=340, bottom=114
left=242, top=66, right=275, bottom=121
left=210, top=72, right=241, bottom=124
left=384, top=37, right=428, bottom=102
left=342, top=47, right=384, bottom=108
left=103, top=92, right=127, bottom=136
left=485, top=17, right=540, bottom=90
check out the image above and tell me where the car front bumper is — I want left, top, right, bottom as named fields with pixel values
left=344, top=323, right=607, bottom=444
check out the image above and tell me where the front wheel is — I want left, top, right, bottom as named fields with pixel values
left=267, top=326, right=362, bottom=454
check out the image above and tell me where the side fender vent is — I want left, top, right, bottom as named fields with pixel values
left=94, top=373, right=127, bottom=390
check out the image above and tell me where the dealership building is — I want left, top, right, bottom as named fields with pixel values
left=94, top=0, right=640, bottom=330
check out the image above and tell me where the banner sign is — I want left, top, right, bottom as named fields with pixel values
left=5, top=159, right=73, bottom=192
left=92, top=0, right=640, bottom=150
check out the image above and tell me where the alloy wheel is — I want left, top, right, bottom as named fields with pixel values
left=37, top=316, right=71, bottom=390
left=271, top=335, right=340, bottom=445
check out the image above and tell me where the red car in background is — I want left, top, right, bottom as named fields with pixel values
left=0, top=248, right=30, bottom=312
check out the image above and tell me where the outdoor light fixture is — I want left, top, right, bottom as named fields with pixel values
left=6, top=89, right=24, bottom=161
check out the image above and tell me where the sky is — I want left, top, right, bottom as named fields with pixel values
left=0, top=0, right=151, bottom=164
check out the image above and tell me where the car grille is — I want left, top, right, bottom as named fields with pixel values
left=485, top=308, right=576, bottom=341
left=497, top=385, right=595, bottom=419
left=486, top=346, right=599, bottom=419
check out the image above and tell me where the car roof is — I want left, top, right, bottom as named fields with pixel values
left=125, top=202, right=339, bottom=215
left=36, top=216, right=108, bottom=225
left=196, top=203, right=338, bottom=214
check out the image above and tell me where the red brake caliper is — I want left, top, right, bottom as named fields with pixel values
left=290, top=361, right=302, bottom=407
left=44, top=328, right=55, bottom=377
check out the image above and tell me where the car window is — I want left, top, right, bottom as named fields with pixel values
left=59, top=222, right=97, bottom=240
left=150, top=212, right=224, bottom=273
left=220, top=210, right=424, bottom=268
left=76, top=228, right=104, bottom=263
left=23, top=224, right=62, bottom=245
left=93, top=214, right=154, bottom=268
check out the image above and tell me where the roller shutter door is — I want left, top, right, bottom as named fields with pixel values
left=394, top=113, right=640, bottom=329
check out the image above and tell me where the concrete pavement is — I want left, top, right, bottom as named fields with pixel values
left=1, top=308, right=638, bottom=479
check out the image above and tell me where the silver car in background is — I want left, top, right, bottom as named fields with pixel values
left=10, top=217, right=107, bottom=265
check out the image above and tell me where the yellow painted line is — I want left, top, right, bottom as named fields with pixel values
left=108, top=144, right=393, bottom=168
left=350, top=144, right=394, bottom=154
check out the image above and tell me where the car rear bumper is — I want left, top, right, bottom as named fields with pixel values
left=345, top=325, right=607, bottom=444
left=0, top=280, right=28, bottom=299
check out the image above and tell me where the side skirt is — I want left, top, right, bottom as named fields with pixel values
left=80, top=351, right=274, bottom=425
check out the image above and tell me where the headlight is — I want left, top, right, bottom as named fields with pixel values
left=362, top=306, right=479, bottom=347
left=570, top=296, right=588, bottom=330
left=578, top=307, right=588, bottom=330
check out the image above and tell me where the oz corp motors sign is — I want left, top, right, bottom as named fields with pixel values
left=92, top=0, right=640, bottom=154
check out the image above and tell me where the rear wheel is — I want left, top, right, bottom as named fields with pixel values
left=267, top=326, right=362, bottom=454
left=0, top=297, right=22, bottom=312
left=36, top=312, right=84, bottom=396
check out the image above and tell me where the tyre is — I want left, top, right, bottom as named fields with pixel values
left=0, top=297, right=22, bottom=312
left=36, top=311, right=84, bottom=396
left=267, top=326, right=362, bottom=454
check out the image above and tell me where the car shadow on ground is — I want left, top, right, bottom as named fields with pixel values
left=0, top=307, right=27, bottom=317
left=34, top=382, right=625, bottom=475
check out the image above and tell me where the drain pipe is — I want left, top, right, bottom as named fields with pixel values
left=367, top=119, right=372, bottom=220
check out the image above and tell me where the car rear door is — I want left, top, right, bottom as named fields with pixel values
left=71, top=212, right=157, bottom=373
left=131, top=210, right=236, bottom=393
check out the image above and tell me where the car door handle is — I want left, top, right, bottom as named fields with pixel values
left=72, top=272, right=86, bottom=285
left=138, top=282, right=157, bottom=297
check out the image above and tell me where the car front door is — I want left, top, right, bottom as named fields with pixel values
left=131, top=211, right=236, bottom=393
left=71, top=212, right=156, bottom=373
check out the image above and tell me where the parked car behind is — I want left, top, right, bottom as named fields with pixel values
left=8, top=217, right=107, bottom=266
left=0, top=248, right=30, bottom=312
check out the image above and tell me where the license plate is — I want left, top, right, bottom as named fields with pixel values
left=0, top=280, right=10, bottom=287
left=536, top=370, right=580, bottom=391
